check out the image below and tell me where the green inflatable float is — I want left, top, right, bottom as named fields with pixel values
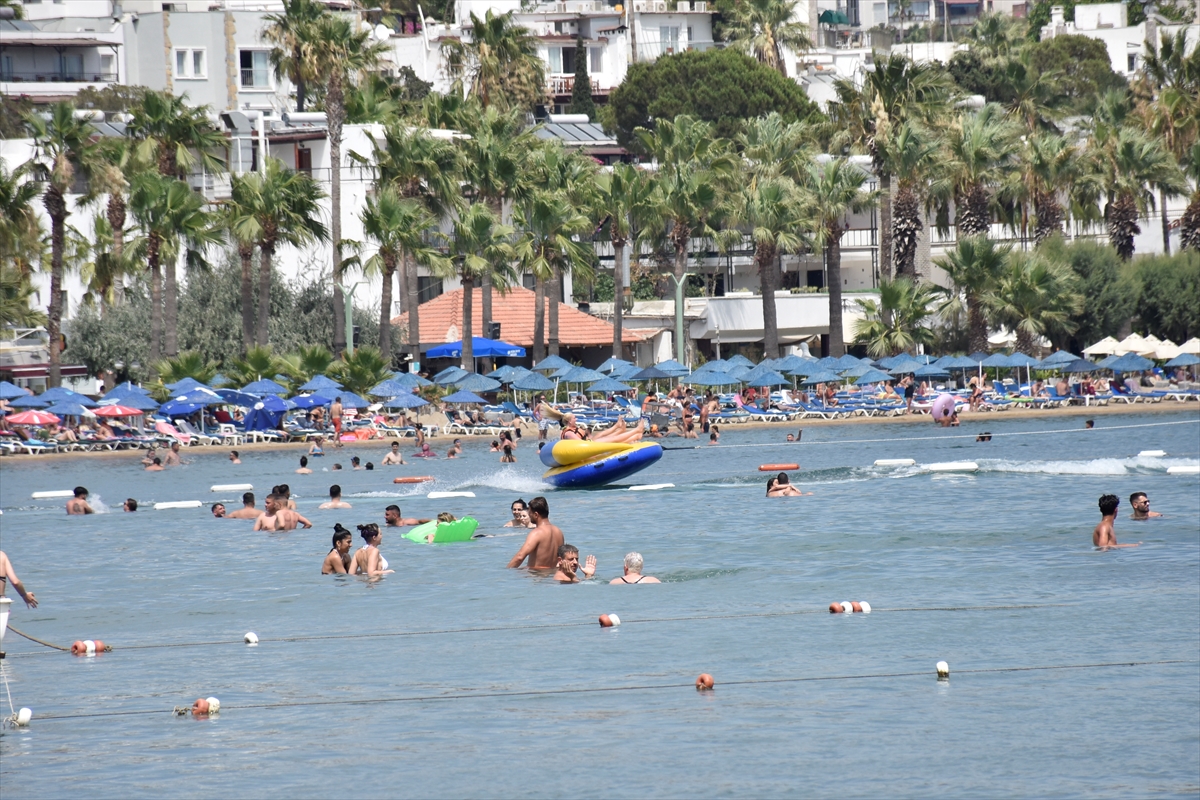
left=402, top=516, right=479, bottom=544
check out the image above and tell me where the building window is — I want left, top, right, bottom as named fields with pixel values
left=418, top=276, right=443, bottom=304
left=175, top=48, right=206, bottom=79
left=547, top=46, right=578, bottom=75
left=100, top=53, right=115, bottom=80
left=1127, top=53, right=1137, bottom=72
left=62, top=53, right=84, bottom=81
left=589, top=46, right=603, bottom=73
left=1, top=55, right=12, bottom=81
left=239, top=50, right=270, bottom=88
left=659, top=26, right=679, bottom=54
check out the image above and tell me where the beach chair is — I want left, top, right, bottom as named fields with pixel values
left=177, top=419, right=220, bottom=445
left=154, top=420, right=193, bottom=445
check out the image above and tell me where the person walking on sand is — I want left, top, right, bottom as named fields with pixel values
left=507, top=496, right=564, bottom=570
left=1093, top=494, right=1140, bottom=549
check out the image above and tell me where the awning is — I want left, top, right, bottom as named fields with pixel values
left=2, top=364, right=90, bottom=378
left=0, top=37, right=117, bottom=47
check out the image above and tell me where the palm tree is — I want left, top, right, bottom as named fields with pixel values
left=80, top=136, right=137, bottom=305
left=279, top=344, right=336, bottom=393
left=263, top=0, right=326, bottom=112
left=594, top=163, right=654, bottom=358
left=24, top=102, right=94, bottom=387
left=852, top=278, right=938, bottom=358
left=985, top=253, right=1082, bottom=352
left=303, top=15, right=387, bottom=354
left=827, top=53, right=955, bottom=278
left=359, top=187, right=448, bottom=365
left=944, top=104, right=1020, bottom=237
left=1180, top=142, right=1200, bottom=251
left=449, top=204, right=516, bottom=369
left=0, top=263, right=46, bottom=329
left=224, top=345, right=289, bottom=388
left=329, top=345, right=391, bottom=396
left=738, top=112, right=811, bottom=183
left=878, top=122, right=947, bottom=278
left=722, top=0, right=812, bottom=77
left=0, top=160, right=43, bottom=278
left=933, top=235, right=1009, bottom=354
left=153, top=351, right=220, bottom=397
left=1015, top=133, right=1079, bottom=244
left=514, top=190, right=593, bottom=362
left=366, top=123, right=461, bottom=367
left=801, top=158, right=876, bottom=358
left=227, top=158, right=327, bottom=348
left=443, top=10, right=545, bottom=112
left=636, top=115, right=734, bottom=363
left=223, top=178, right=259, bottom=353
left=128, top=173, right=221, bottom=362
left=960, top=12, right=1024, bottom=59
left=127, top=90, right=225, bottom=179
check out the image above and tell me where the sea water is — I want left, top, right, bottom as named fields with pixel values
left=0, top=411, right=1198, bottom=797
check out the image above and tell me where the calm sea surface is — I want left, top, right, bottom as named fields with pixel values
left=1, top=410, right=1198, bottom=798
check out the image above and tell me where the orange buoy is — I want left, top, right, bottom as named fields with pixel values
left=191, top=698, right=210, bottom=715
left=71, top=640, right=86, bottom=655
left=829, top=602, right=844, bottom=614
left=850, top=602, right=863, bottom=613
left=695, top=673, right=715, bottom=691
left=598, top=614, right=621, bottom=628
left=759, top=464, right=799, bottom=472
left=71, top=639, right=105, bottom=655
left=393, top=476, right=434, bottom=484
left=93, top=640, right=106, bottom=652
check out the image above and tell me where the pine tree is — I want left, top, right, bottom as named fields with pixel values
left=568, top=36, right=596, bottom=120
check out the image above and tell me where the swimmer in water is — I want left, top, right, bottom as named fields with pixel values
left=276, top=484, right=297, bottom=510
left=503, top=499, right=533, bottom=528
left=500, top=443, right=516, bottom=463
left=507, top=496, right=564, bottom=570
left=145, top=457, right=164, bottom=471
left=350, top=523, right=394, bottom=576
left=553, top=544, right=596, bottom=583
left=381, top=441, right=406, bottom=466
left=976, top=432, right=992, bottom=442
left=296, top=455, right=313, bottom=474
left=322, top=525, right=354, bottom=574
left=211, top=503, right=227, bottom=518
left=0, top=550, right=38, bottom=608
left=766, top=472, right=812, bottom=497
left=228, top=450, right=241, bottom=464
left=253, top=494, right=312, bottom=531
left=163, top=442, right=183, bottom=467
left=141, top=446, right=158, bottom=466
left=308, top=437, right=325, bottom=457
left=1129, top=491, right=1163, bottom=519
left=610, top=552, right=660, bottom=584
left=447, top=438, right=462, bottom=458
left=1085, top=419, right=1095, bottom=429
left=226, top=492, right=259, bottom=519
left=332, top=463, right=343, bottom=471
left=319, top=484, right=352, bottom=509
left=123, top=498, right=138, bottom=512
left=413, top=443, right=437, bottom=458
left=66, top=486, right=95, bottom=515
left=1093, top=494, right=1140, bottom=549
left=351, top=456, right=362, bottom=470
left=384, top=504, right=429, bottom=527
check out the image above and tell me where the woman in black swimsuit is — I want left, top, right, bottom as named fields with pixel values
left=609, top=552, right=660, bottom=584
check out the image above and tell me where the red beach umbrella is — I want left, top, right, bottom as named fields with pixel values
left=92, top=404, right=145, bottom=417
left=5, top=409, right=61, bottom=426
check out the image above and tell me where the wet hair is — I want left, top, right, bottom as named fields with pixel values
left=242, top=492, right=255, bottom=506
left=511, top=498, right=527, bottom=511
left=557, top=543, right=579, bottom=560
left=529, top=496, right=549, bottom=519
left=332, top=463, right=342, bottom=470
left=365, top=462, right=374, bottom=470
left=1130, top=491, right=1148, bottom=504
left=385, top=504, right=401, bottom=514
left=211, top=503, right=224, bottom=514
left=710, top=433, right=717, bottom=441
left=125, top=498, right=138, bottom=511
left=1085, top=419, right=1095, bottom=428
left=279, top=484, right=291, bottom=496
left=776, top=472, right=790, bottom=484
left=624, top=552, right=643, bottom=572
left=230, top=450, right=239, bottom=458
left=437, top=512, right=457, bottom=523
left=491, top=440, right=500, bottom=448
left=329, top=484, right=342, bottom=498
left=1099, top=494, right=1120, bottom=516
left=272, top=485, right=281, bottom=494
left=265, top=493, right=281, bottom=504
left=358, top=523, right=381, bottom=540
left=152, top=457, right=161, bottom=465
left=331, top=524, right=353, bottom=551
left=300, top=456, right=308, bottom=467
left=74, top=486, right=88, bottom=497
left=351, top=456, right=360, bottom=465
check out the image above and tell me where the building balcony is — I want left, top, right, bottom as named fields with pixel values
left=0, top=70, right=119, bottom=83
left=547, top=75, right=603, bottom=96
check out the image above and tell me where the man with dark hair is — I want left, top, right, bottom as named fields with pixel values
left=507, top=496, right=565, bottom=570
left=211, top=503, right=227, bottom=518
left=1093, top=494, right=1139, bottom=549
left=227, top=492, right=259, bottom=519
left=319, top=485, right=352, bottom=509
left=384, top=504, right=428, bottom=527
left=553, top=544, right=596, bottom=583
left=1129, top=492, right=1162, bottom=520
left=254, top=494, right=312, bottom=531
left=296, top=456, right=312, bottom=474
left=123, top=498, right=138, bottom=512
left=67, top=487, right=94, bottom=515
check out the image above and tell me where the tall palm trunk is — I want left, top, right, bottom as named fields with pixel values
left=1161, top=187, right=1172, bottom=254
left=958, top=184, right=990, bottom=237
left=1106, top=194, right=1140, bottom=261
left=379, top=252, right=395, bottom=365
left=671, top=221, right=689, bottom=363
left=893, top=184, right=921, bottom=278
left=328, top=74, right=347, bottom=354
left=879, top=172, right=893, bottom=280
left=756, top=244, right=780, bottom=360
left=257, top=240, right=274, bottom=347
left=107, top=193, right=126, bottom=306
left=45, top=187, right=66, bottom=388
left=533, top=274, right=546, bottom=363
left=1033, top=190, right=1064, bottom=245
left=405, top=252, right=422, bottom=369
left=612, top=238, right=626, bottom=358
left=548, top=264, right=561, bottom=356
left=148, top=233, right=163, bottom=364
left=826, top=228, right=846, bottom=358
left=1180, top=196, right=1200, bottom=250
left=294, top=45, right=306, bottom=112
left=966, top=295, right=989, bottom=355
left=239, top=242, right=255, bottom=353
left=460, top=274, right=475, bottom=370
left=164, top=248, right=180, bottom=357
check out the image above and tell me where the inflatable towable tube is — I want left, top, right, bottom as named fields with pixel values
left=539, top=440, right=664, bottom=489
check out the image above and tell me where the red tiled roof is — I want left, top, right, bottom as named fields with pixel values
left=392, top=286, right=644, bottom=348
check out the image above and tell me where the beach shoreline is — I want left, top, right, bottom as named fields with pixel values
left=1, top=401, right=1195, bottom=463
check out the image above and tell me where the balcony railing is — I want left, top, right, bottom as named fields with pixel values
left=547, top=76, right=601, bottom=95
left=1, top=71, right=118, bottom=83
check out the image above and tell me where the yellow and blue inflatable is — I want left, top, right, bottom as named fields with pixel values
left=539, top=440, right=664, bottom=488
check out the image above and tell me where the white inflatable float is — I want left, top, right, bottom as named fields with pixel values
left=427, top=491, right=475, bottom=499
left=31, top=490, right=74, bottom=499
left=874, top=459, right=916, bottom=467
left=1166, top=465, right=1199, bottom=475
left=925, top=461, right=979, bottom=473
left=154, top=500, right=203, bottom=510
left=211, top=483, right=254, bottom=492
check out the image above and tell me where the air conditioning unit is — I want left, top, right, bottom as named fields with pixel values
left=652, top=0, right=667, bottom=11
left=633, top=0, right=649, bottom=10
left=677, top=1, right=690, bottom=10
left=555, top=2, right=567, bottom=11
left=694, top=1, right=707, bottom=10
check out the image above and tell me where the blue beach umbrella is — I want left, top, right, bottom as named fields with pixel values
left=290, top=393, right=332, bottom=409
left=433, top=366, right=469, bottom=386
left=653, top=359, right=689, bottom=376
left=629, top=366, right=673, bottom=381
left=334, top=392, right=371, bottom=410
left=299, top=375, right=342, bottom=392
left=241, top=378, right=288, bottom=395
left=1060, top=358, right=1101, bottom=373
left=1039, top=350, right=1079, bottom=366
left=98, top=393, right=158, bottom=411
left=783, top=361, right=817, bottom=377
left=426, top=337, right=526, bottom=359
left=39, top=387, right=97, bottom=406
left=384, top=392, right=430, bottom=409
left=165, top=377, right=209, bottom=393
left=741, top=368, right=789, bottom=387
left=703, top=358, right=729, bottom=370
left=512, top=372, right=556, bottom=392
left=936, top=355, right=982, bottom=369
left=686, top=370, right=741, bottom=386
left=391, top=372, right=431, bottom=389
left=0, top=380, right=28, bottom=400
left=369, top=378, right=413, bottom=397
left=840, top=363, right=876, bottom=378
left=1108, top=353, right=1155, bottom=372
left=216, top=389, right=264, bottom=408
left=454, top=373, right=502, bottom=393
left=1096, top=354, right=1121, bottom=368
left=1165, top=353, right=1200, bottom=368
left=587, top=377, right=634, bottom=393
left=562, top=366, right=606, bottom=384
left=8, top=394, right=50, bottom=408
left=532, top=355, right=572, bottom=372
left=914, top=364, right=950, bottom=378
left=801, top=370, right=844, bottom=385
left=597, top=356, right=633, bottom=374
left=979, top=353, right=1013, bottom=368
left=725, top=354, right=755, bottom=368
left=443, top=389, right=488, bottom=404
left=835, top=354, right=865, bottom=369
left=851, top=368, right=895, bottom=384
left=44, top=401, right=93, bottom=417
left=1006, top=352, right=1039, bottom=368
left=172, top=387, right=225, bottom=405
left=486, top=365, right=522, bottom=382
left=158, top=400, right=205, bottom=416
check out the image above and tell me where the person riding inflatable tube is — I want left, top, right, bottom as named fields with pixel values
left=540, top=440, right=664, bottom=488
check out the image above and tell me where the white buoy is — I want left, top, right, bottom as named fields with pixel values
left=427, top=491, right=475, bottom=499
left=205, top=697, right=221, bottom=713
left=1138, top=450, right=1166, bottom=458
left=840, top=601, right=853, bottom=614
left=211, top=483, right=254, bottom=492
left=1167, top=465, right=1200, bottom=475
left=874, top=458, right=916, bottom=467
left=608, top=614, right=621, bottom=627
left=31, top=490, right=74, bottom=499
left=13, top=708, right=32, bottom=726
left=83, top=639, right=96, bottom=655
left=936, top=660, right=950, bottom=679
left=925, top=461, right=979, bottom=473
left=244, top=632, right=259, bottom=645
left=859, top=601, right=871, bottom=614
left=628, top=483, right=674, bottom=491
left=154, top=500, right=203, bottom=510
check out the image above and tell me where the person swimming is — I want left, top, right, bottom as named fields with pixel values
left=322, top=525, right=354, bottom=574
left=766, top=472, right=811, bottom=497
left=351, top=523, right=394, bottom=576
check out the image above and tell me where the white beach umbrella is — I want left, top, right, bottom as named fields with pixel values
left=1180, top=337, right=1200, bottom=355
left=1083, top=336, right=1120, bottom=356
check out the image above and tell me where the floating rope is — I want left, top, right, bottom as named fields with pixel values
left=27, top=659, right=1195, bottom=723
left=6, top=625, right=70, bottom=651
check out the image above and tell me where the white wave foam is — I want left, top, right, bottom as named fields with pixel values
left=981, top=456, right=1199, bottom=476
left=346, top=488, right=426, bottom=498
left=451, top=470, right=549, bottom=494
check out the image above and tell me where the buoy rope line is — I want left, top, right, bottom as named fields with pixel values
left=6, top=625, right=70, bottom=651
left=3, top=603, right=1068, bottom=657
left=24, top=659, right=1196, bottom=723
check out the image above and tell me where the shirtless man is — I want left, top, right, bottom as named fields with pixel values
left=384, top=504, right=429, bottom=527
left=229, top=450, right=241, bottom=464
left=66, top=486, right=95, bottom=515
left=1129, top=492, right=1163, bottom=520
left=319, top=484, right=352, bottom=509
left=227, top=492, right=260, bottom=520
left=163, top=442, right=182, bottom=466
left=553, top=544, right=596, bottom=583
left=296, top=456, right=313, bottom=474
left=610, top=552, right=660, bottom=584
left=447, top=439, right=462, bottom=458
left=144, top=458, right=164, bottom=471
left=141, top=446, right=158, bottom=466
left=0, top=550, right=37, bottom=608
left=253, top=494, right=312, bottom=531
left=1093, top=494, right=1140, bottom=549
left=767, top=473, right=812, bottom=497
left=330, top=397, right=344, bottom=446
left=381, top=441, right=406, bottom=466
left=211, top=503, right=227, bottom=518
left=507, top=496, right=564, bottom=570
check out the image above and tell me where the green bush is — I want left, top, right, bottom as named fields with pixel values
left=1129, top=251, right=1200, bottom=343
